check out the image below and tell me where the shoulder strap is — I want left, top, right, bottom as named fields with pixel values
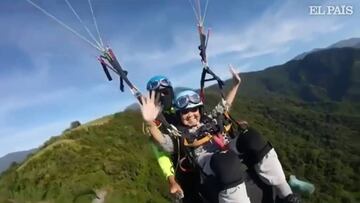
left=183, top=134, right=213, bottom=148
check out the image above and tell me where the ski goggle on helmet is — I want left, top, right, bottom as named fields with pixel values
left=146, top=75, right=172, bottom=91
left=174, top=90, right=203, bottom=110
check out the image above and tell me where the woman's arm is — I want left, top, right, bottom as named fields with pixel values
left=151, top=135, right=183, bottom=199
left=151, top=143, right=174, bottom=179
left=147, top=121, right=167, bottom=144
left=225, top=65, right=241, bottom=108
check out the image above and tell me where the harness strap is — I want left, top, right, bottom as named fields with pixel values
left=197, top=25, right=225, bottom=102
left=223, top=111, right=249, bottom=130
left=212, top=134, right=227, bottom=150
left=224, top=123, right=232, bottom=132
left=99, top=60, right=112, bottom=81
left=198, top=25, right=208, bottom=63
left=184, top=134, right=213, bottom=147
left=200, top=67, right=225, bottom=101
left=119, top=76, right=124, bottom=92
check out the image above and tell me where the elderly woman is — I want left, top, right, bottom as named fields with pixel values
left=141, top=68, right=299, bottom=203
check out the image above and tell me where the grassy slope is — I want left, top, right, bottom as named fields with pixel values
left=0, top=111, right=169, bottom=203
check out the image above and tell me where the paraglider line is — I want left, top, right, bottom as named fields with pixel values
left=25, top=0, right=102, bottom=52
left=202, top=0, right=209, bottom=25
left=88, top=0, right=104, bottom=48
left=64, top=0, right=103, bottom=49
left=196, top=0, right=202, bottom=25
left=188, top=0, right=200, bottom=24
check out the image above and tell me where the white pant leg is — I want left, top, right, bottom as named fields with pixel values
left=255, top=148, right=292, bottom=197
left=254, top=148, right=287, bottom=185
left=219, top=183, right=251, bottom=203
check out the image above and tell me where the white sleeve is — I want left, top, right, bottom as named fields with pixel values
left=156, top=133, right=175, bottom=153
left=210, top=99, right=231, bottom=118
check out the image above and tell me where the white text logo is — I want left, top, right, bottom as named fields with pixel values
left=309, top=5, right=353, bottom=16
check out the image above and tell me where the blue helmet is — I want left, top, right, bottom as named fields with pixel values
left=146, top=75, right=172, bottom=91
left=174, top=90, right=203, bottom=110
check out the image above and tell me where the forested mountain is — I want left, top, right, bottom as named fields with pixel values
left=231, top=47, right=360, bottom=103
left=0, top=44, right=359, bottom=203
left=0, top=149, right=36, bottom=173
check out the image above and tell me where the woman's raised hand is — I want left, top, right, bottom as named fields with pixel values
left=140, top=91, right=162, bottom=123
left=229, top=64, right=241, bottom=85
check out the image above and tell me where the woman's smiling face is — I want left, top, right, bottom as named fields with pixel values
left=180, top=107, right=201, bottom=128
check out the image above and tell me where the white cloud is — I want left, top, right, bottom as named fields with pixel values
left=104, top=0, right=351, bottom=74
left=206, top=1, right=345, bottom=59
left=104, top=0, right=357, bottom=91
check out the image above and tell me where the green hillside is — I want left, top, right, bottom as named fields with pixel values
left=0, top=47, right=359, bottom=203
left=0, top=111, right=170, bottom=203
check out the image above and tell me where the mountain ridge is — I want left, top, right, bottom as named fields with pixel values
left=0, top=149, right=36, bottom=173
left=293, top=37, right=360, bottom=60
left=230, top=47, right=360, bottom=103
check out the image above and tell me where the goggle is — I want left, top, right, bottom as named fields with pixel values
left=180, top=107, right=199, bottom=114
left=175, top=92, right=201, bottom=109
left=147, top=78, right=172, bottom=91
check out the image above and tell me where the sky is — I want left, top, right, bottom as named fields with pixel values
left=0, top=0, right=359, bottom=157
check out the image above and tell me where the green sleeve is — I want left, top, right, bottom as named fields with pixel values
left=151, top=143, right=174, bottom=179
